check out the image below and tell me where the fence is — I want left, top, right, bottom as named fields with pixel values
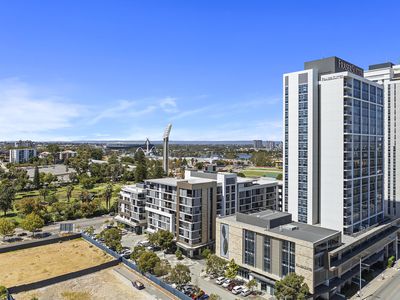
left=81, top=233, right=190, bottom=300
left=0, top=233, right=81, bottom=254
left=81, top=234, right=122, bottom=260
left=6, top=291, right=15, bottom=300
left=8, top=260, right=119, bottom=295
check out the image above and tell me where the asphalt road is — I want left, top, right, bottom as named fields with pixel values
left=114, top=265, right=172, bottom=300
left=369, top=271, right=400, bottom=299
left=13, top=215, right=112, bottom=236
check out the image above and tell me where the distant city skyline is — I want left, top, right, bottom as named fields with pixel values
left=0, top=1, right=399, bottom=141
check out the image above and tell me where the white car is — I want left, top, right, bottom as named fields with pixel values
left=241, top=288, right=252, bottom=296
left=222, top=279, right=232, bottom=288
left=232, top=285, right=244, bottom=295
left=216, top=276, right=226, bottom=285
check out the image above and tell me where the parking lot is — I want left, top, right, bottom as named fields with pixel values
left=103, top=229, right=270, bottom=299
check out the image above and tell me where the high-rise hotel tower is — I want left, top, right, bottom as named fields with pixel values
left=284, top=57, right=385, bottom=234
left=365, top=63, right=400, bottom=218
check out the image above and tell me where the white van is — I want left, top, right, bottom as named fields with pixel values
left=232, top=285, right=244, bottom=295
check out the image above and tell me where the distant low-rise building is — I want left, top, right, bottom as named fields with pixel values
left=9, top=148, right=37, bottom=163
left=59, top=150, right=77, bottom=161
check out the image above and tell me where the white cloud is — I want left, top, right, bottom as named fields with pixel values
left=0, top=78, right=83, bottom=140
left=159, top=97, right=178, bottom=113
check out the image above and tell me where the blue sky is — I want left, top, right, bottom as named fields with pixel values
left=0, top=0, right=399, bottom=141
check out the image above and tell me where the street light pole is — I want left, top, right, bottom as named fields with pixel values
left=359, top=257, right=362, bottom=297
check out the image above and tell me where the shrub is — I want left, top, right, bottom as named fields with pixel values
left=175, top=249, right=183, bottom=260
left=388, top=255, right=395, bottom=268
left=201, top=248, right=212, bottom=259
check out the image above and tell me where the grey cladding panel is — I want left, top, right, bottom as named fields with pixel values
left=298, top=73, right=308, bottom=84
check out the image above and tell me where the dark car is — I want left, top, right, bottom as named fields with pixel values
left=227, top=282, right=237, bottom=291
left=132, top=280, right=145, bottom=290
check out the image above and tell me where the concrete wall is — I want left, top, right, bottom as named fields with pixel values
left=0, top=233, right=81, bottom=254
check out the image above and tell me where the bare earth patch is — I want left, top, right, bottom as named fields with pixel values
left=13, top=268, right=154, bottom=300
left=0, top=238, right=112, bottom=288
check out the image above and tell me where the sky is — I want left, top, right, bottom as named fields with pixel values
left=0, top=0, right=399, bottom=142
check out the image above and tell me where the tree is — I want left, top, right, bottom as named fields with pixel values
left=150, top=229, right=174, bottom=250
left=33, top=165, right=40, bottom=189
left=0, top=218, right=16, bottom=241
left=66, top=185, right=74, bottom=202
left=134, top=151, right=147, bottom=182
left=20, top=213, right=45, bottom=237
left=0, top=180, right=16, bottom=216
left=79, top=174, right=95, bottom=189
left=275, top=273, right=310, bottom=300
left=79, top=190, right=94, bottom=203
left=201, top=248, right=212, bottom=259
left=100, top=227, right=122, bottom=251
left=39, top=188, right=49, bottom=201
left=154, top=259, right=171, bottom=277
left=137, top=251, right=161, bottom=274
left=206, top=254, right=227, bottom=277
left=84, top=225, right=95, bottom=236
left=150, top=160, right=164, bottom=178
left=131, top=245, right=146, bottom=263
left=167, top=264, right=191, bottom=285
left=246, top=278, right=257, bottom=292
left=103, top=183, right=113, bottom=210
left=15, top=198, right=44, bottom=216
left=175, top=249, right=183, bottom=260
left=47, top=144, right=60, bottom=164
left=225, top=259, right=239, bottom=279
left=0, top=286, right=7, bottom=300
left=209, top=294, right=221, bottom=300
left=276, top=173, right=283, bottom=180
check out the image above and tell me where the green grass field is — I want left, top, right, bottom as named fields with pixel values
left=242, top=167, right=282, bottom=179
left=3, top=181, right=131, bottom=224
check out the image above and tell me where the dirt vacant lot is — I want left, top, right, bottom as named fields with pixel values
left=13, top=268, right=154, bottom=300
left=0, top=238, right=112, bottom=288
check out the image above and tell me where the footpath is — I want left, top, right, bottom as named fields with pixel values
left=350, top=262, right=400, bottom=299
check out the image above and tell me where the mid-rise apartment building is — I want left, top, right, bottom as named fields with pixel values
left=365, top=62, right=400, bottom=218
left=216, top=210, right=400, bottom=299
left=185, top=170, right=279, bottom=216
left=9, top=148, right=37, bottom=163
left=116, top=183, right=147, bottom=234
left=145, top=177, right=217, bottom=257
left=284, top=57, right=385, bottom=234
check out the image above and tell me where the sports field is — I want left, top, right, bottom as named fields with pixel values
left=242, top=167, right=282, bottom=179
left=0, top=239, right=112, bottom=288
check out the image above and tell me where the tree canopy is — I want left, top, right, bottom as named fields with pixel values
left=20, top=213, right=45, bottom=237
left=275, top=273, right=310, bottom=300
left=167, top=263, right=191, bottom=286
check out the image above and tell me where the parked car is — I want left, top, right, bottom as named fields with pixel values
left=232, top=285, right=244, bottom=295
left=199, top=294, right=209, bottom=300
left=221, top=279, right=232, bottom=288
left=241, top=288, right=252, bottom=297
left=122, top=250, right=132, bottom=258
left=216, top=276, right=226, bottom=285
left=227, top=282, right=237, bottom=291
left=137, top=240, right=150, bottom=247
left=132, top=280, right=145, bottom=290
